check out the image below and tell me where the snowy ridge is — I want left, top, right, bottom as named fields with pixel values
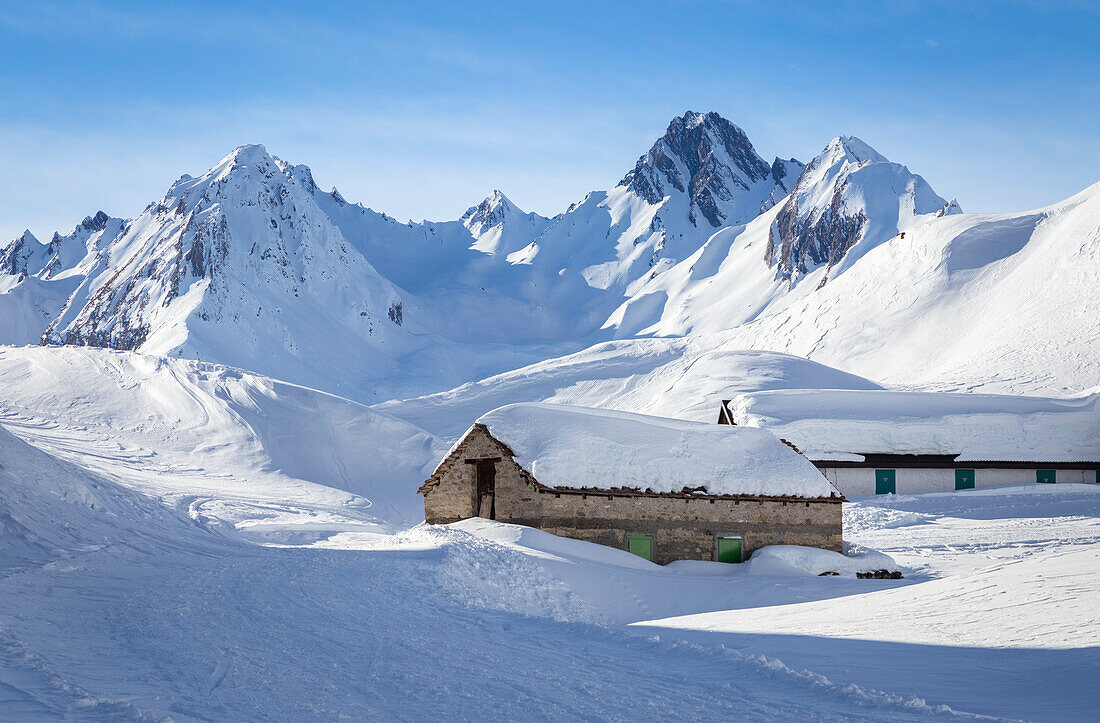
left=1, top=112, right=1097, bottom=401
left=518, top=111, right=804, bottom=295
left=476, top=402, right=840, bottom=497
left=603, top=159, right=1098, bottom=396
left=0, top=345, right=445, bottom=534
left=379, top=341, right=882, bottom=439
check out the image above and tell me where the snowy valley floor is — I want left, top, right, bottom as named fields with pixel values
left=0, top=348, right=1097, bottom=720
left=2, top=473, right=1098, bottom=720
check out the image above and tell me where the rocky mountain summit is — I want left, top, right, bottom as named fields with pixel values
left=620, top=111, right=802, bottom=229
left=764, top=136, right=948, bottom=284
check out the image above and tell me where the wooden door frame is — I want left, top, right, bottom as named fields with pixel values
left=465, top=457, right=500, bottom=519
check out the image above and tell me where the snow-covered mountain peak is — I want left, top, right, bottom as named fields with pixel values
left=172, top=144, right=287, bottom=198
left=618, top=110, right=778, bottom=228
left=0, top=230, right=40, bottom=276
left=818, top=135, right=889, bottom=167
left=225, top=143, right=275, bottom=168
left=79, top=211, right=111, bottom=232
left=461, top=190, right=520, bottom=231
left=31, top=143, right=416, bottom=383
left=764, top=135, right=947, bottom=282
left=459, top=190, right=550, bottom=257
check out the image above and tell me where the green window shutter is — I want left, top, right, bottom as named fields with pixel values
left=716, top=537, right=742, bottom=563
left=1037, top=469, right=1056, bottom=484
left=1095, top=469, right=1099, bottom=484
left=875, top=469, right=896, bottom=495
left=627, top=535, right=654, bottom=562
left=955, top=469, right=975, bottom=490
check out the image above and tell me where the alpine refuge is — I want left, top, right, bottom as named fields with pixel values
left=420, top=403, right=843, bottom=564
left=718, top=390, right=1100, bottom=496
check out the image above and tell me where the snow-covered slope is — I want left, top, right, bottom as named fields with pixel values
left=0, top=345, right=444, bottom=534
left=605, top=144, right=1100, bottom=395
left=0, top=421, right=194, bottom=577
left=379, top=338, right=881, bottom=439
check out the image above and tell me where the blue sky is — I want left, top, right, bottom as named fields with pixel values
left=2, top=1, right=1098, bottom=241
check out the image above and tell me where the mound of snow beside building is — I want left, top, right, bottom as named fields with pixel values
left=728, top=389, right=1100, bottom=461
left=475, top=403, right=839, bottom=497
left=746, top=544, right=898, bottom=577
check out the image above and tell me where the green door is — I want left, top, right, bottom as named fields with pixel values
left=955, top=469, right=975, bottom=490
left=1095, top=469, right=1099, bottom=484
left=627, top=535, right=654, bottom=562
left=716, top=537, right=742, bottom=563
left=875, top=469, right=896, bottom=495
left=1037, top=469, right=1056, bottom=484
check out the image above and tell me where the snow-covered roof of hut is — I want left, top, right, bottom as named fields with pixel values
left=472, top=403, right=839, bottom=498
left=726, top=390, right=1100, bottom=462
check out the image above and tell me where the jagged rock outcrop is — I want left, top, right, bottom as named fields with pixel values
left=459, top=190, right=550, bottom=257
left=619, top=111, right=797, bottom=228
left=764, top=136, right=947, bottom=282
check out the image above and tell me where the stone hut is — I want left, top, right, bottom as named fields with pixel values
left=419, top=403, right=843, bottom=564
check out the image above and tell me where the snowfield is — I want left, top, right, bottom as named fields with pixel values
left=0, top=346, right=1097, bottom=720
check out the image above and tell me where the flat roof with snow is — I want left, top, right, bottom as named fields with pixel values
left=473, top=403, right=840, bottom=498
left=724, top=390, right=1100, bottom=463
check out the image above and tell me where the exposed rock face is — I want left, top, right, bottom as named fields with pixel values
left=766, top=179, right=869, bottom=279
left=619, top=111, right=779, bottom=228
left=761, top=157, right=804, bottom=213
left=460, top=190, right=513, bottom=234
left=936, top=198, right=963, bottom=217
left=0, top=231, right=38, bottom=277
left=80, top=211, right=111, bottom=232
left=764, top=136, right=946, bottom=283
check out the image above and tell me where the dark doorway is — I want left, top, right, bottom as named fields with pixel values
left=475, top=459, right=496, bottom=519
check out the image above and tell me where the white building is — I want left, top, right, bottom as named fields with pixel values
left=718, top=390, right=1100, bottom=496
